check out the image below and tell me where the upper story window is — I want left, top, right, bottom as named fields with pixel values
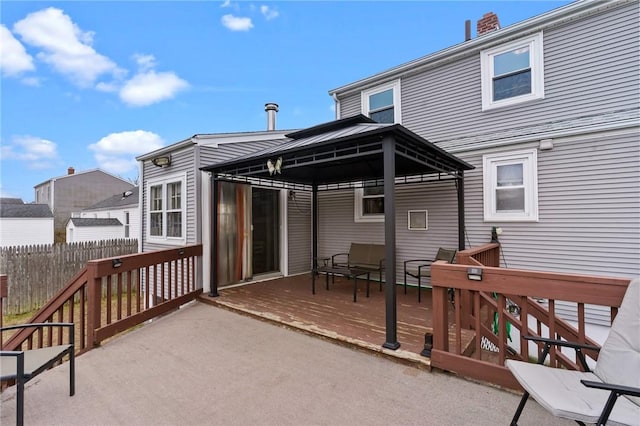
left=354, top=181, right=384, bottom=223
left=483, top=149, right=538, bottom=222
left=147, top=173, right=186, bottom=243
left=361, top=79, right=401, bottom=123
left=124, top=211, right=130, bottom=238
left=481, top=32, right=544, bottom=110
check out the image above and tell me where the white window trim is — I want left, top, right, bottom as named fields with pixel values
left=481, top=32, right=544, bottom=111
left=354, top=187, right=384, bottom=223
left=146, top=172, right=187, bottom=244
left=483, top=149, right=539, bottom=222
left=361, top=79, right=402, bottom=123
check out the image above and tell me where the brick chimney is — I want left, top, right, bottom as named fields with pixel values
left=67, top=167, right=75, bottom=175
left=477, top=12, right=500, bottom=36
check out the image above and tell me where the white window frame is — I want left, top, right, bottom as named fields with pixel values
left=146, top=172, right=187, bottom=244
left=481, top=32, right=544, bottom=111
left=361, top=79, right=402, bottom=123
left=354, top=185, right=384, bottom=223
left=483, top=149, right=538, bottom=222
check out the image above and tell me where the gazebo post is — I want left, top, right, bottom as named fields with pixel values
left=209, top=175, right=219, bottom=297
left=382, top=136, right=400, bottom=350
left=312, top=184, right=318, bottom=271
left=457, top=171, right=465, bottom=251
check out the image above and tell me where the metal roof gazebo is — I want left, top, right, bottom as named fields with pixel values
left=201, top=114, right=474, bottom=350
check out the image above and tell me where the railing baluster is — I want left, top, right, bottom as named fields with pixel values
left=497, top=294, right=506, bottom=365
left=520, top=296, right=529, bottom=361
left=126, top=270, right=132, bottom=317
left=548, top=299, right=556, bottom=367
left=57, top=307, right=64, bottom=345
left=455, top=289, right=462, bottom=355
left=106, top=275, right=112, bottom=325
left=474, top=291, right=481, bottom=360
left=116, top=272, right=122, bottom=321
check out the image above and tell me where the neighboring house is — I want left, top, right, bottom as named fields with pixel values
left=136, top=1, right=639, bottom=331
left=66, top=187, right=139, bottom=243
left=66, top=218, right=123, bottom=243
left=34, top=167, right=135, bottom=242
left=0, top=198, right=54, bottom=247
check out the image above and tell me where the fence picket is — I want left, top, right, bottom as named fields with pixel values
left=0, top=239, right=138, bottom=315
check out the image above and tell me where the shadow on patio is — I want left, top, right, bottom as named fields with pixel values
left=0, top=301, right=571, bottom=426
left=200, top=275, right=476, bottom=369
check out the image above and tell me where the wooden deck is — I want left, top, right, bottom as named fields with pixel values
left=199, top=274, right=474, bottom=369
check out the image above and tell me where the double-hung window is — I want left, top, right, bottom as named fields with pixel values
left=481, top=32, right=544, bottom=110
left=361, top=80, right=401, bottom=124
left=147, top=173, right=186, bottom=242
left=483, top=150, right=538, bottom=222
left=354, top=181, right=384, bottom=223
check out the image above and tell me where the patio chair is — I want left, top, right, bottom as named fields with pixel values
left=1, top=322, right=75, bottom=426
left=506, top=278, right=640, bottom=426
left=403, top=248, right=457, bottom=303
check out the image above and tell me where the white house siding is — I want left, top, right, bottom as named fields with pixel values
left=68, top=225, right=123, bottom=243
left=79, top=208, right=140, bottom=241
left=0, top=218, right=54, bottom=247
left=317, top=180, right=460, bottom=284
left=287, top=191, right=312, bottom=274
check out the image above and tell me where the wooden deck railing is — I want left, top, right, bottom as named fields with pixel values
left=431, top=245, right=630, bottom=389
left=1, top=245, right=203, bottom=355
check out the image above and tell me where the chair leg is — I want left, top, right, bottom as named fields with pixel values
left=404, top=272, right=407, bottom=294
left=418, top=277, right=422, bottom=303
left=510, top=391, right=530, bottom=426
left=596, top=391, right=620, bottom=425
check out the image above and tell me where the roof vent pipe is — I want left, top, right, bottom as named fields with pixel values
left=465, top=19, right=471, bottom=41
left=265, top=103, right=279, bottom=131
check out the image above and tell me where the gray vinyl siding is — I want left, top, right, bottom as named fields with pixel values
left=338, top=2, right=639, bottom=145
left=142, top=145, right=197, bottom=252
left=287, top=191, right=312, bottom=274
left=317, top=180, right=459, bottom=284
left=457, top=128, right=640, bottom=326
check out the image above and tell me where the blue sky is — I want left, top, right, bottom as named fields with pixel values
left=1, top=0, right=570, bottom=202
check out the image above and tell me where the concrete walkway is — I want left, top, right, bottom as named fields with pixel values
left=1, top=302, right=571, bottom=426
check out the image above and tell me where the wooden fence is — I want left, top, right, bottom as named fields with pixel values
left=0, top=239, right=138, bottom=315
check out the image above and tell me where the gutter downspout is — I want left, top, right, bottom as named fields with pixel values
left=332, top=92, right=341, bottom=120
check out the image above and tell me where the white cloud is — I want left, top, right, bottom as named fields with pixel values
left=260, top=5, right=279, bottom=21
left=220, top=0, right=232, bottom=7
left=12, top=7, right=121, bottom=87
left=0, top=25, right=35, bottom=76
left=133, top=53, right=157, bottom=72
left=21, top=76, right=40, bottom=86
left=119, top=70, right=189, bottom=107
left=221, top=14, right=253, bottom=31
left=88, top=130, right=165, bottom=174
left=0, top=135, right=59, bottom=169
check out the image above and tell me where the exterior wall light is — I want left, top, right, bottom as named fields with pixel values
left=152, top=155, right=172, bottom=168
left=112, top=258, right=123, bottom=268
left=467, top=267, right=483, bottom=281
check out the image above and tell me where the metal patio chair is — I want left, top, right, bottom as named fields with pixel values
left=403, top=248, right=457, bottom=303
left=506, top=278, right=640, bottom=425
left=1, top=322, right=75, bottom=426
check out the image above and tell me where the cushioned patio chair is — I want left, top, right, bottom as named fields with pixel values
left=506, top=278, right=640, bottom=426
left=403, top=248, right=457, bottom=303
left=1, top=322, right=75, bottom=426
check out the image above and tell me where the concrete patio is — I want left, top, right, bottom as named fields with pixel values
left=1, top=301, right=571, bottom=426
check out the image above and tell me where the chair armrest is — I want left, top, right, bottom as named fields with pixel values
left=313, top=257, right=330, bottom=267
left=581, top=380, right=640, bottom=398
left=403, top=259, right=431, bottom=268
left=331, top=253, right=349, bottom=267
left=1, top=322, right=74, bottom=332
left=523, top=335, right=600, bottom=370
left=522, top=335, right=601, bottom=352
